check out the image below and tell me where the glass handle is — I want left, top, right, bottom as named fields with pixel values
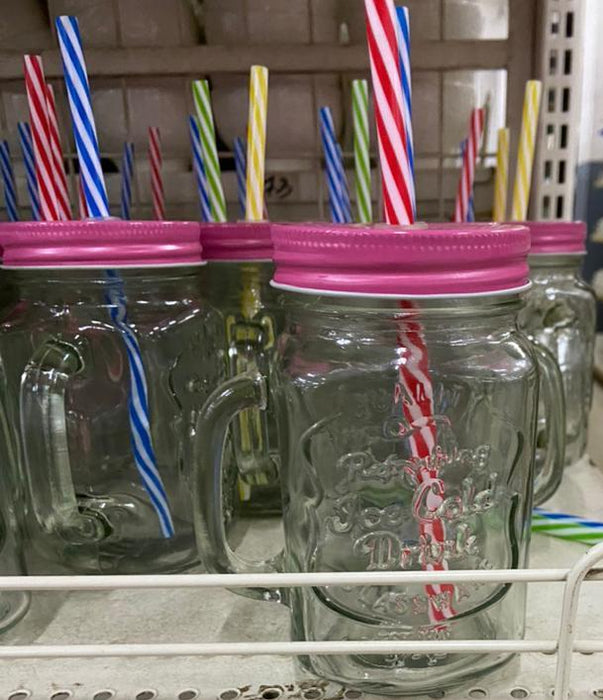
left=193, top=371, right=284, bottom=603
left=226, top=315, right=277, bottom=488
left=530, top=339, right=566, bottom=505
left=19, top=339, right=109, bottom=542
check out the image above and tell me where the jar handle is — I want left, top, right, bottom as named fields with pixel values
left=193, top=370, right=284, bottom=603
left=20, top=339, right=109, bottom=542
left=530, top=338, right=566, bottom=505
left=225, top=314, right=277, bottom=491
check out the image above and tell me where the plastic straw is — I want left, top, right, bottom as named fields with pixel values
left=395, top=6, right=416, bottom=218
left=454, top=108, right=484, bottom=222
left=17, top=122, right=40, bottom=221
left=365, top=0, right=454, bottom=625
left=460, top=139, right=476, bottom=221
left=45, top=84, right=72, bottom=220
left=365, top=0, right=414, bottom=224
left=245, top=65, right=269, bottom=222
left=55, top=15, right=174, bottom=539
left=319, top=107, right=348, bottom=223
left=148, top=127, right=164, bottom=220
left=352, top=80, right=372, bottom=223
left=120, top=142, right=134, bottom=221
left=0, top=141, right=19, bottom=222
left=23, top=55, right=59, bottom=221
left=192, top=80, right=227, bottom=222
left=337, top=143, right=353, bottom=222
left=533, top=508, right=603, bottom=545
left=511, top=80, right=542, bottom=220
left=77, top=174, right=87, bottom=218
left=493, top=127, right=509, bottom=221
left=234, top=136, right=247, bottom=219
left=188, top=116, right=212, bottom=223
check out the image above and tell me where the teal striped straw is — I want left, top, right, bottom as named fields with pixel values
left=532, top=508, right=603, bottom=546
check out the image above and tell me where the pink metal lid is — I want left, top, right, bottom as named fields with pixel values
left=271, top=222, right=531, bottom=297
left=520, top=221, right=586, bottom=255
left=0, top=220, right=204, bottom=269
left=198, top=222, right=272, bottom=261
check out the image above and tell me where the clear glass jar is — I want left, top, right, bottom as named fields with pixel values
left=517, top=222, right=596, bottom=466
left=199, top=223, right=284, bottom=517
left=0, top=221, right=224, bottom=574
left=194, top=223, right=565, bottom=694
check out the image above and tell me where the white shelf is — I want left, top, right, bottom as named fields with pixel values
left=0, top=456, right=602, bottom=700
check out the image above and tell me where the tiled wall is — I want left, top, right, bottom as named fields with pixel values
left=0, top=0, right=513, bottom=222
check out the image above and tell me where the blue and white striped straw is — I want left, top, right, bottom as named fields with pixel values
left=234, top=136, right=247, bottom=219
left=395, top=6, right=416, bottom=218
left=55, top=16, right=109, bottom=218
left=0, top=141, right=19, bottom=222
left=460, top=139, right=476, bottom=221
left=55, top=15, right=174, bottom=538
left=188, top=115, right=212, bottom=223
left=17, top=122, right=40, bottom=221
left=319, top=107, right=349, bottom=223
left=533, top=508, right=603, bottom=545
left=120, top=142, right=134, bottom=220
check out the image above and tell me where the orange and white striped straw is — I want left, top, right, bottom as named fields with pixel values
left=148, top=126, right=164, bottom=220
left=45, top=83, right=72, bottom=220
left=511, top=80, right=542, bottom=220
left=492, top=127, right=509, bottom=221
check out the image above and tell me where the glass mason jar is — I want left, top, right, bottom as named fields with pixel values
left=194, top=223, right=566, bottom=694
left=199, top=223, right=284, bottom=516
left=517, top=222, right=596, bottom=466
left=0, top=220, right=223, bottom=574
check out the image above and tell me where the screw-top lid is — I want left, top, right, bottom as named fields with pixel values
left=0, top=220, right=204, bottom=269
left=271, top=222, right=531, bottom=297
left=198, top=222, right=272, bottom=261
left=520, top=221, right=586, bottom=255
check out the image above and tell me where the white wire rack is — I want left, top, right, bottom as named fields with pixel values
left=1, top=456, right=603, bottom=700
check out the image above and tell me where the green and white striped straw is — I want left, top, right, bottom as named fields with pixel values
left=192, top=80, right=227, bottom=222
left=532, top=508, right=603, bottom=546
left=352, top=79, right=372, bottom=223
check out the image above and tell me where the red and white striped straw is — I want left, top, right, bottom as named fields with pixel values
left=364, top=0, right=413, bottom=225
left=23, top=55, right=59, bottom=221
left=454, top=108, right=484, bottom=222
left=78, top=174, right=88, bottom=219
left=45, top=83, right=72, bottom=220
left=148, top=127, right=164, bottom=220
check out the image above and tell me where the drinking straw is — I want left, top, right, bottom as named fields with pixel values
left=188, top=116, right=212, bottom=223
left=319, top=106, right=348, bottom=223
left=453, top=108, right=484, bottom=223
left=234, top=136, right=247, bottom=219
left=120, top=141, right=134, bottom=221
left=460, top=139, right=475, bottom=221
left=511, top=80, right=542, bottom=220
left=245, top=65, right=269, bottom=222
left=351, top=79, right=372, bottom=223
left=45, top=84, right=72, bottom=220
left=337, top=142, right=353, bottom=223
left=77, top=174, right=88, bottom=218
left=366, top=0, right=454, bottom=624
left=395, top=6, right=416, bottom=218
left=0, top=142, right=19, bottom=222
left=55, top=15, right=174, bottom=539
left=148, top=127, right=164, bottom=220
left=493, top=127, right=510, bottom=221
left=17, top=122, right=40, bottom=221
left=533, top=508, right=603, bottom=546
left=23, top=55, right=59, bottom=221
left=192, top=80, right=227, bottom=222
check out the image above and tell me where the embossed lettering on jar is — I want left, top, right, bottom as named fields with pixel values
left=517, top=221, right=596, bottom=466
left=195, top=223, right=566, bottom=695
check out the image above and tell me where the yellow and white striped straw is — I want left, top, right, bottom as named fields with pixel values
left=511, top=80, right=542, bottom=220
left=493, top=127, right=509, bottom=221
left=245, top=65, right=269, bottom=222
